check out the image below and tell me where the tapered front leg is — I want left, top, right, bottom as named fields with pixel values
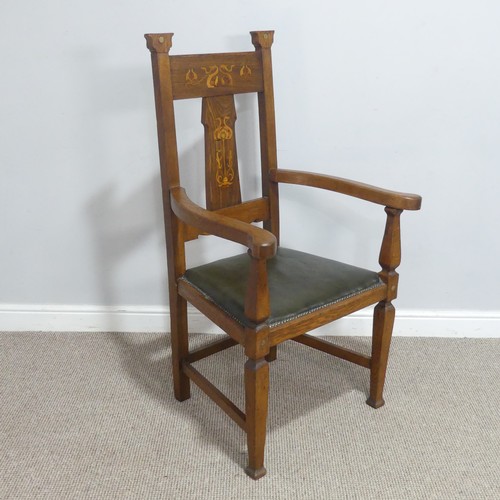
left=244, top=356, right=269, bottom=479
left=171, top=294, right=190, bottom=401
left=367, top=207, right=401, bottom=408
left=366, top=301, right=395, bottom=408
left=243, top=253, right=271, bottom=479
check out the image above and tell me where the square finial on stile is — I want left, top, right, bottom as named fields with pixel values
left=144, top=33, right=174, bottom=53
left=250, top=31, right=275, bottom=49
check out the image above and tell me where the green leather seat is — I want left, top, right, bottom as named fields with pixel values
left=181, top=247, right=383, bottom=327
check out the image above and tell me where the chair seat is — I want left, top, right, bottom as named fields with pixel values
left=181, top=247, right=383, bottom=327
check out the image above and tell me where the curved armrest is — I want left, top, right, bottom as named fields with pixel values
left=170, top=187, right=277, bottom=259
left=270, top=169, right=422, bottom=211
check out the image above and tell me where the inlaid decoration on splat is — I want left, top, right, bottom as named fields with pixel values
left=202, top=95, right=242, bottom=210
left=213, top=116, right=235, bottom=188
left=185, top=63, right=252, bottom=88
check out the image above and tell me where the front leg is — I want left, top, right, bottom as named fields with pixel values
left=367, top=207, right=401, bottom=409
left=367, top=301, right=395, bottom=408
left=244, top=356, right=269, bottom=479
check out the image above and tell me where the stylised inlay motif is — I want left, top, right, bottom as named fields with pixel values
left=185, top=64, right=252, bottom=88
left=239, top=64, right=252, bottom=79
left=213, top=116, right=234, bottom=187
left=185, top=68, right=198, bottom=85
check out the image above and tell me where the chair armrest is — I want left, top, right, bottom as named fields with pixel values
left=270, top=169, right=422, bottom=210
left=170, top=187, right=277, bottom=259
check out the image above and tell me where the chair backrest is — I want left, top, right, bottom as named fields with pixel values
left=145, top=32, right=280, bottom=246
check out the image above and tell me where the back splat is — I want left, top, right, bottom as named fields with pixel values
left=202, top=95, right=242, bottom=210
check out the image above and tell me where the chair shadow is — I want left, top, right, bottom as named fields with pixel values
left=106, top=331, right=372, bottom=467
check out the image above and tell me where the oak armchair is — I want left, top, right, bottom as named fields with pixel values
left=145, top=31, right=421, bottom=479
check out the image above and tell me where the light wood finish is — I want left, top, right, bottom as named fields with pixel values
left=244, top=357, right=269, bottom=479
left=366, top=302, right=396, bottom=408
left=182, top=361, right=246, bottom=430
left=252, top=31, right=280, bottom=241
left=181, top=197, right=270, bottom=242
left=170, top=52, right=263, bottom=100
left=170, top=187, right=276, bottom=259
left=145, top=31, right=421, bottom=479
left=378, top=207, right=402, bottom=299
left=145, top=33, right=190, bottom=402
left=170, top=295, right=190, bottom=401
left=244, top=254, right=271, bottom=324
left=271, top=169, right=422, bottom=211
left=202, top=95, right=242, bottom=210
left=366, top=207, right=403, bottom=408
left=185, top=337, right=238, bottom=363
left=177, top=279, right=245, bottom=345
left=265, top=345, right=278, bottom=362
left=293, top=334, right=372, bottom=368
left=269, top=284, right=387, bottom=346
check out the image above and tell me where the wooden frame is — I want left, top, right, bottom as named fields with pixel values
left=145, top=31, right=422, bottom=479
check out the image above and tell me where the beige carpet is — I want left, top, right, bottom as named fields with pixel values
left=1, top=333, right=499, bottom=499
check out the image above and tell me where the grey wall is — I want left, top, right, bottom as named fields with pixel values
left=1, top=0, right=499, bottom=317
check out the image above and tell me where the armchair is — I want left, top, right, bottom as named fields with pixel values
left=145, top=31, right=421, bottom=479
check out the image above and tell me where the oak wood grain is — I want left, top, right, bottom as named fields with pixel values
left=202, top=95, right=242, bottom=210
left=252, top=31, right=280, bottom=242
left=271, top=169, right=422, bottom=210
left=146, top=30, right=422, bottom=480
left=269, top=284, right=387, bottom=346
left=378, top=207, right=402, bottom=300
left=146, top=33, right=190, bottom=401
left=177, top=279, right=245, bottom=345
left=181, top=197, right=270, bottom=242
left=182, top=360, right=246, bottom=430
left=293, top=334, right=371, bottom=368
left=244, top=255, right=270, bottom=324
left=170, top=186, right=276, bottom=259
left=170, top=52, right=263, bottom=100
left=244, top=357, right=269, bottom=479
left=366, top=301, right=396, bottom=408
left=185, top=337, right=238, bottom=363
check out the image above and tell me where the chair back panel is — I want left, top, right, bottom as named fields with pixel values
left=170, top=52, right=263, bottom=100
left=202, top=95, right=242, bottom=210
left=145, top=31, right=279, bottom=246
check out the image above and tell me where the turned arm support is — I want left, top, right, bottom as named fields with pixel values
left=170, top=187, right=277, bottom=259
left=270, top=169, right=420, bottom=301
left=270, top=169, right=422, bottom=211
left=379, top=208, right=402, bottom=301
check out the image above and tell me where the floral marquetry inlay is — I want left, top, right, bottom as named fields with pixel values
left=213, top=116, right=234, bottom=188
left=239, top=64, right=252, bottom=79
left=202, top=94, right=242, bottom=210
left=185, top=64, right=252, bottom=88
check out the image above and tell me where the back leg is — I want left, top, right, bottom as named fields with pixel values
left=171, top=294, right=190, bottom=401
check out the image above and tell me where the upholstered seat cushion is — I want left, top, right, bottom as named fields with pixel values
left=181, top=247, right=383, bottom=327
